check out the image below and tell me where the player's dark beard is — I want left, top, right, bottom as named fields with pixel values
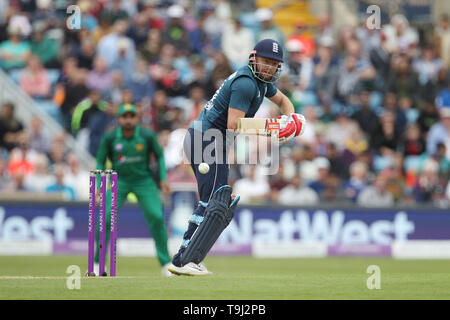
left=121, top=123, right=136, bottom=136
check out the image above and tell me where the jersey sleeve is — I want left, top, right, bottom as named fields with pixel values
left=229, top=76, right=256, bottom=113
left=265, top=83, right=277, bottom=98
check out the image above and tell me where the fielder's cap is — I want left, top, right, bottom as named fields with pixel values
left=117, top=103, right=137, bottom=116
left=253, top=38, right=284, bottom=62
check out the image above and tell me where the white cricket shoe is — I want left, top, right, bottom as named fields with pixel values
left=167, top=262, right=213, bottom=276
left=161, top=263, right=175, bottom=277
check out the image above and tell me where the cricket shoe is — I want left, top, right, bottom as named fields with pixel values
left=161, top=263, right=175, bottom=277
left=167, top=262, right=213, bottom=276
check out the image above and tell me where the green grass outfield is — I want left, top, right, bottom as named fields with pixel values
left=0, top=256, right=449, bottom=300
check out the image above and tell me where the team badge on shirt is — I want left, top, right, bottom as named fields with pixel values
left=115, top=143, right=123, bottom=151
left=136, top=143, right=144, bottom=152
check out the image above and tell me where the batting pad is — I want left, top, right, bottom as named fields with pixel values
left=180, top=185, right=237, bottom=266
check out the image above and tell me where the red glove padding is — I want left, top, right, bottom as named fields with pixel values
left=276, top=115, right=296, bottom=143
left=290, top=113, right=306, bottom=137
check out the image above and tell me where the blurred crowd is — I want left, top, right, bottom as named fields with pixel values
left=0, top=0, right=450, bottom=207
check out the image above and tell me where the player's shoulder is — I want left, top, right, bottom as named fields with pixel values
left=138, top=126, right=157, bottom=139
left=230, top=67, right=258, bottom=91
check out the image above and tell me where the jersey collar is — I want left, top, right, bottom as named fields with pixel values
left=117, top=125, right=140, bottom=139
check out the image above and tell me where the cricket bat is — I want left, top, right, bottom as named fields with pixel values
left=236, top=118, right=281, bottom=135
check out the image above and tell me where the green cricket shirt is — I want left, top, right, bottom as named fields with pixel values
left=96, top=126, right=166, bottom=183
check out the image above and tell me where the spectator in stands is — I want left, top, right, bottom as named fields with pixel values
left=417, top=101, right=440, bottom=134
left=383, top=14, right=419, bottom=55
left=85, top=55, right=113, bottom=94
left=48, top=132, right=67, bottom=167
left=370, top=111, right=401, bottom=156
left=412, top=158, right=446, bottom=203
left=233, top=165, right=270, bottom=205
left=28, top=116, right=51, bottom=155
left=209, top=51, right=233, bottom=93
left=325, top=113, right=359, bottom=152
left=0, top=25, right=30, bottom=70
left=100, top=0, right=129, bottom=24
left=285, top=38, right=313, bottom=91
left=45, top=164, right=76, bottom=201
left=4, top=171, right=31, bottom=192
left=71, top=89, right=108, bottom=136
left=97, top=18, right=135, bottom=69
left=0, top=102, right=24, bottom=151
left=254, top=8, right=284, bottom=52
left=77, top=37, right=96, bottom=70
left=221, top=16, right=254, bottom=69
left=286, top=18, right=315, bottom=57
left=342, top=126, right=368, bottom=165
left=24, top=153, right=53, bottom=193
left=313, top=36, right=338, bottom=103
left=7, top=133, right=35, bottom=177
left=149, top=90, right=175, bottom=131
left=108, top=70, right=127, bottom=106
left=0, top=156, right=10, bottom=190
left=386, top=54, right=420, bottom=102
left=29, top=20, right=59, bottom=68
left=267, top=163, right=289, bottom=203
left=426, top=107, right=450, bottom=159
left=343, top=161, right=369, bottom=202
left=351, top=90, right=380, bottom=138
left=125, top=56, right=155, bottom=103
left=185, top=85, right=206, bottom=123
left=308, top=157, right=330, bottom=197
left=87, top=101, right=117, bottom=156
left=380, top=92, right=407, bottom=134
left=401, top=123, right=426, bottom=157
left=434, top=14, right=450, bottom=69
left=335, top=55, right=363, bottom=105
left=278, top=174, right=319, bottom=206
left=326, top=142, right=349, bottom=180
left=357, top=174, right=394, bottom=207
left=162, top=4, right=191, bottom=53
left=91, top=13, right=112, bottom=46
left=55, top=65, right=90, bottom=131
left=19, top=54, right=51, bottom=99
left=126, top=11, right=151, bottom=49
left=63, top=152, right=90, bottom=200
left=369, top=30, right=392, bottom=88
left=109, top=37, right=136, bottom=81
left=139, top=28, right=162, bottom=64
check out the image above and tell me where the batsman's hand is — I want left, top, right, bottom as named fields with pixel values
left=160, top=181, right=171, bottom=195
left=276, top=115, right=296, bottom=143
left=289, top=113, right=306, bottom=137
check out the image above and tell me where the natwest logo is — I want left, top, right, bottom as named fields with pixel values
left=0, top=207, right=74, bottom=243
left=219, top=210, right=415, bottom=245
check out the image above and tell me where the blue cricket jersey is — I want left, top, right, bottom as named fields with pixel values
left=191, top=66, right=278, bottom=132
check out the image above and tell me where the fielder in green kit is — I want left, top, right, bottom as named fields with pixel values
left=94, top=103, right=173, bottom=277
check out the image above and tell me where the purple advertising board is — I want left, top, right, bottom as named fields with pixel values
left=0, top=202, right=449, bottom=253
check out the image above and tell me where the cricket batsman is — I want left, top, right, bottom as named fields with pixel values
left=94, top=103, right=173, bottom=277
left=168, top=39, right=306, bottom=276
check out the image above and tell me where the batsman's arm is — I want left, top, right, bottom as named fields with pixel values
left=228, top=107, right=246, bottom=130
left=268, top=89, right=295, bottom=115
